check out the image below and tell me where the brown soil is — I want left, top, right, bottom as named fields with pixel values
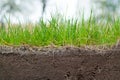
left=0, top=45, right=120, bottom=80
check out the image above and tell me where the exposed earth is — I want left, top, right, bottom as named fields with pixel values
left=0, top=44, right=120, bottom=80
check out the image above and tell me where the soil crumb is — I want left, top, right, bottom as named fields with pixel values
left=0, top=45, right=120, bottom=80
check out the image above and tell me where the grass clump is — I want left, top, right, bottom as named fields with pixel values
left=0, top=16, right=120, bottom=47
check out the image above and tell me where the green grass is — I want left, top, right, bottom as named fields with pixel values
left=0, top=15, right=120, bottom=47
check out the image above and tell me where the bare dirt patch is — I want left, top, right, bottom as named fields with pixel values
left=0, top=45, right=120, bottom=80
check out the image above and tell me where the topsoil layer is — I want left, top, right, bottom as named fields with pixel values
left=0, top=45, right=120, bottom=80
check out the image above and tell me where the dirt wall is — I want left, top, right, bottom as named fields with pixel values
left=0, top=46, right=120, bottom=80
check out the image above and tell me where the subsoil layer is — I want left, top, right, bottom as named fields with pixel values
left=0, top=45, right=120, bottom=80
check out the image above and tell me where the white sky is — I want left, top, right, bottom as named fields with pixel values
left=11, top=0, right=91, bottom=23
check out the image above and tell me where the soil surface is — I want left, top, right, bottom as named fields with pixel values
left=0, top=45, right=120, bottom=80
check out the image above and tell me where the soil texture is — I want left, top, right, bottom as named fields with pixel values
left=0, top=45, right=120, bottom=80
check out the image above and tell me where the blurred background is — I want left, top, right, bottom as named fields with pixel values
left=0, top=0, right=120, bottom=24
